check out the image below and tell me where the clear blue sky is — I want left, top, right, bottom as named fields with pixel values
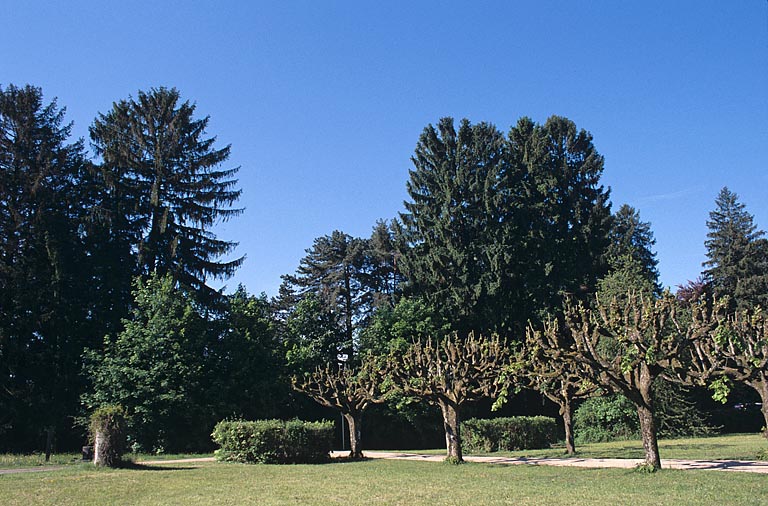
left=4, top=1, right=767, bottom=296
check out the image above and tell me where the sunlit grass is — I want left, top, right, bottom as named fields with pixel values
left=0, top=452, right=213, bottom=469
left=2, top=458, right=767, bottom=506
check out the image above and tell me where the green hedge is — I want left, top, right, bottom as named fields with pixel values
left=461, top=416, right=558, bottom=453
left=211, top=419, right=334, bottom=464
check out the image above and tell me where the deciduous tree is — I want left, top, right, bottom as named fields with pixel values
left=554, top=294, right=720, bottom=469
left=384, top=333, right=511, bottom=462
left=292, top=357, right=386, bottom=458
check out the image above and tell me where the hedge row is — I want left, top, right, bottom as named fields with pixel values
left=211, top=419, right=334, bottom=464
left=461, top=416, right=558, bottom=453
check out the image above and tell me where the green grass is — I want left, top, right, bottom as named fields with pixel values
left=401, top=433, right=768, bottom=461
left=0, top=452, right=213, bottom=469
left=2, top=458, right=768, bottom=506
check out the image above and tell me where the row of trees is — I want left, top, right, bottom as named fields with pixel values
left=2, top=83, right=765, bottom=467
left=0, top=84, right=242, bottom=451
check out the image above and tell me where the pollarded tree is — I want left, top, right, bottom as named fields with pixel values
left=90, top=87, right=243, bottom=303
left=689, top=307, right=768, bottom=437
left=292, top=357, right=386, bottom=458
left=555, top=293, right=721, bottom=469
left=522, top=322, right=598, bottom=455
left=384, top=333, right=512, bottom=462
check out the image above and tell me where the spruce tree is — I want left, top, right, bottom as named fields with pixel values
left=703, top=187, right=766, bottom=308
left=89, top=87, right=243, bottom=303
left=398, top=118, right=509, bottom=335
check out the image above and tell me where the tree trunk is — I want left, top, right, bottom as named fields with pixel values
left=438, top=398, right=462, bottom=462
left=560, top=401, right=575, bottom=455
left=44, top=426, right=54, bottom=462
left=344, top=413, right=364, bottom=458
left=754, top=382, right=768, bottom=439
left=637, top=404, right=661, bottom=469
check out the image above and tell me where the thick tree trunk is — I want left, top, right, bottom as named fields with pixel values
left=438, top=398, right=462, bottom=462
left=754, top=382, right=768, bottom=439
left=560, top=401, right=575, bottom=455
left=344, top=413, right=364, bottom=458
left=637, top=404, right=661, bottom=469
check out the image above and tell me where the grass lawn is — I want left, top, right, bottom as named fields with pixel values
left=401, top=433, right=768, bottom=461
left=0, top=452, right=213, bottom=469
left=3, top=458, right=768, bottom=506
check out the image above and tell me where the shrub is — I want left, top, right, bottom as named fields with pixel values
left=574, top=394, right=639, bottom=443
left=211, top=419, right=333, bottom=464
left=461, top=416, right=558, bottom=453
left=90, top=404, right=128, bottom=467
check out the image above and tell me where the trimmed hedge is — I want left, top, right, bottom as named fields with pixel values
left=211, top=419, right=334, bottom=464
left=461, top=416, right=558, bottom=453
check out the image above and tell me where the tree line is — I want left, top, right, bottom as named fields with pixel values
left=1, top=84, right=765, bottom=465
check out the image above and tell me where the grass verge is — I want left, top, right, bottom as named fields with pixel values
left=2, top=458, right=767, bottom=506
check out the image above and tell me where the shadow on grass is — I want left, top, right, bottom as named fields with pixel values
left=116, top=461, right=197, bottom=472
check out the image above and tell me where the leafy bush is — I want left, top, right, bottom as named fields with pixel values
left=574, top=394, right=638, bottom=443
left=211, top=419, right=333, bottom=464
left=461, top=416, right=558, bottom=453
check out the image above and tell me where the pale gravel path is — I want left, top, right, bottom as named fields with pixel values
left=332, top=451, right=768, bottom=474
left=3, top=453, right=767, bottom=475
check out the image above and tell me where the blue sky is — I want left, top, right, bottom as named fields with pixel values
left=4, top=1, right=767, bottom=296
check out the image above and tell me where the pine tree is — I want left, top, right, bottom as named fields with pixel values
left=282, top=230, right=368, bottom=359
left=89, top=87, right=243, bottom=303
left=703, top=187, right=766, bottom=308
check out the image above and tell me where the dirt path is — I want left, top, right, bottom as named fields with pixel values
left=3, top=453, right=767, bottom=475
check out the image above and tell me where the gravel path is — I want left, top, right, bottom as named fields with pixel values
left=342, top=451, right=768, bottom=474
left=3, top=453, right=767, bottom=475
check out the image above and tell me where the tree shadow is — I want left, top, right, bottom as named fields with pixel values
left=115, top=461, right=197, bottom=471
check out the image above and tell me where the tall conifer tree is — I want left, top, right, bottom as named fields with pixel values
left=90, top=87, right=243, bottom=303
left=703, top=187, right=766, bottom=308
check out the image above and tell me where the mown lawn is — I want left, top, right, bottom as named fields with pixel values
left=0, top=452, right=212, bottom=469
left=2, top=458, right=768, bottom=506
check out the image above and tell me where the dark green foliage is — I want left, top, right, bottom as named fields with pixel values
left=703, top=187, right=767, bottom=309
left=0, top=84, right=96, bottom=451
left=89, top=87, right=243, bottom=304
left=574, top=395, right=639, bottom=443
left=207, top=286, right=287, bottom=421
left=211, top=419, right=333, bottom=464
left=397, top=118, right=510, bottom=335
left=89, top=405, right=127, bottom=467
left=82, top=274, right=209, bottom=453
left=461, top=417, right=559, bottom=453
left=508, top=116, right=612, bottom=316
left=604, top=205, right=660, bottom=294
left=281, top=230, right=367, bottom=358
left=398, top=116, right=612, bottom=335
left=358, top=296, right=450, bottom=355
left=574, top=387, right=716, bottom=444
